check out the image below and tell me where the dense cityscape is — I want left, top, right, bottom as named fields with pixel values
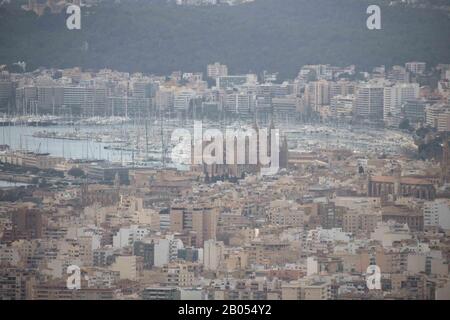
left=0, top=60, right=449, bottom=300
left=0, top=0, right=449, bottom=302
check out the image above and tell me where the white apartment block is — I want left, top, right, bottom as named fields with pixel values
left=207, top=62, right=228, bottom=79
left=424, top=200, right=450, bottom=230
left=112, top=226, right=150, bottom=248
left=425, top=104, right=450, bottom=131
left=383, top=83, right=419, bottom=125
left=406, top=62, right=426, bottom=75
left=355, top=83, right=384, bottom=121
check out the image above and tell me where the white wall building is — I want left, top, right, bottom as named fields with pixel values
left=203, top=239, right=224, bottom=271
left=207, top=62, right=228, bottom=79
left=112, top=226, right=150, bottom=249
left=383, top=83, right=419, bottom=126
left=424, top=199, right=450, bottom=230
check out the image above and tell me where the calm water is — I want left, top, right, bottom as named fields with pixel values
left=0, top=122, right=415, bottom=164
left=0, top=124, right=134, bottom=162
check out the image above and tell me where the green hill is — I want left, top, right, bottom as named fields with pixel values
left=0, top=0, right=449, bottom=78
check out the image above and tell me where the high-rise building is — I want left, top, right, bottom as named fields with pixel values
left=437, top=112, right=450, bottom=132
left=403, top=99, right=427, bottom=124
left=426, top=104, right=450, bottom=131
left=355, top=83, right=384, bottom=122
left=224, top=90, right=253, bottom=115
left=170, top=203, right=218, bottom=248
left=330, top=94, right=354, bottom=120
left=173, top=90, right=195, bottom=113
left=330, top=80, right=355, bottom=98
left=272, top=96, right=299, bottom=118
left=63, top=86, right=107, bottom=116
left=305, top=80, right=330, bottom=112
left=36, top=86, right=64, bottom=114
left=132, top=81, right=158, bottom=99
left=133, top=240, right=155, bottom=269
left=0, top=268, right=35, bottom=300
left=0, top=72, right=13, bottom=113
left=383, top=83, right=419, bottom=126
left=15, top=87, right=38, bottom=115
left=155, top=88, right=174, bottom=112
left=6, top=208, right=43, bottom=241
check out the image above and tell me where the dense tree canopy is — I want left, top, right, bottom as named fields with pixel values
left=1, top=0, right=449, bottom=78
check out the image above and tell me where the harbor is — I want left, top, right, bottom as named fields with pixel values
left=0, top=115, right=418, bottom=169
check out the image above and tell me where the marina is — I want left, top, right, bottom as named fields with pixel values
left=0, top=116, right=417, bottom=168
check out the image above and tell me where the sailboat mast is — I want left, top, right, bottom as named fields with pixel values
left=160, top=106, right=165, bottom=167
left=145, top=115, right=149, bottom=160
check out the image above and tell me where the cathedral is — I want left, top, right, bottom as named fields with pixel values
left=191, top=119, right=289, bottom=180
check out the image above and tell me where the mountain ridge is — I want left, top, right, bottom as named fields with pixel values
left=0, top=0, right=449, bottom=78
